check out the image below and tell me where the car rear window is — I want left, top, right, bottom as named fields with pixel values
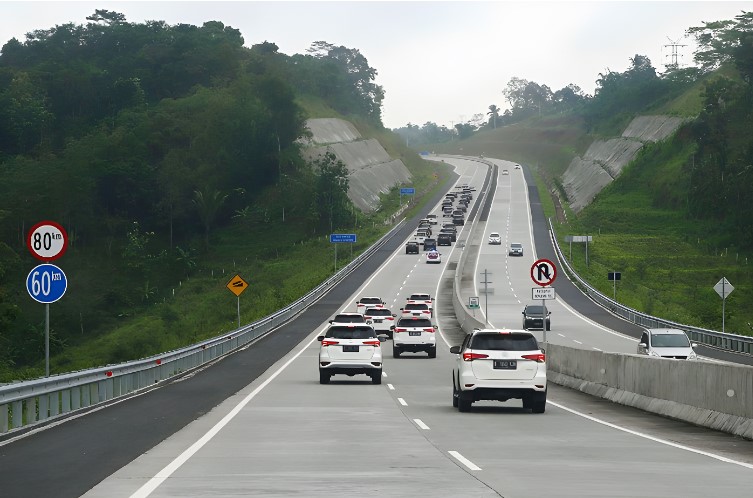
left=409, top=294, right=430, bottom=300
left=524, top=305, right=545, bottom=315
left=470, top=333, right=538, bottom=351
left=405, top=303, right=429, bottom=310
left=397, top=318, right=432, bottom=327
left=359, top=297, right=382, bottom=305
left=366, top=308, right=391, bottom=316
left=333, top=314, right=365, bottom=323
left=326, top=326, right=376, bottom=339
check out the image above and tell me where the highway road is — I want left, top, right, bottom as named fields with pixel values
left=78, top=158, right=752, bottom=498
left=2, top=157, right=751, bottom=498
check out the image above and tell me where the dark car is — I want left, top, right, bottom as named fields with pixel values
left=423, top=238, right=437, bottom=251
left=452, top=216, right=465, bottom=226
left=437, top=234, right=452, bottom=246
left=439, top=228, right=457, bottom=242
left=522, top=304, right=551, bottom=331
left=406, top=241, right=420, bottom=254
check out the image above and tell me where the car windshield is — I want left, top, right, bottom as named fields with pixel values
left=405, top=303, right=428, bottom=310
left=651, top=333, right=690, bottom=348
left=490, top=233, right=500, bottom=238
left=409, top=294, right=430, bottom=300
left=397, top=318, right=432, bottom=327
left=470, top=333, right=538, bottom=351
left=525, top=306, right=545, bottom=315
left=333, top=314, right=364, bottom=323
left=359, top=298, right=382, bottom=305
left=365, top=308, right=391, bottom=316
left=326, top=326, right=376, bottom=339
left=511, top=243, right=523, bottom=249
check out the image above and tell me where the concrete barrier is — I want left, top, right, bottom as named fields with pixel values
left=547, top=343, right=753, bottom=439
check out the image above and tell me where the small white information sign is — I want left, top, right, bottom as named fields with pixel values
left=714, top=277, right=734, bottom=299
left=532, top=287, right=556, bottom=300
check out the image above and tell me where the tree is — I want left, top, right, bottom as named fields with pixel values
left=487, top=105, right=500, bottom=129
left=192, top=188, right=227, bottom=250
left=310, top=151, right=351, bottom=233
left=688, top=12, right=753, bottom=83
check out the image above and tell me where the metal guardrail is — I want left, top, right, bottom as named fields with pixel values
left=548, top=218, right=753, bottom=356
left=0, top=220, right=407, bottom=434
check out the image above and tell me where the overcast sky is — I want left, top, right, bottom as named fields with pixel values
left=0, top=1, right=748, bottom=129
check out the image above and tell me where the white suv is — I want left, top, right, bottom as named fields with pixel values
left=407, top=293, right=434, bottom=316
left=450, top=329, right=547, bottom=413
left=363, top=307, right=396, bottom=338
left=356, top=297, right=385, bottom=315
left=318, top=324, right=384, bottom=384
left=392, top=317, right=437, bottom=358
left=400, top=302, right=431, bottom=319
left=637, top=328, right=698, bottom=360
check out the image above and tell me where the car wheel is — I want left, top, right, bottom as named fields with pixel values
left=452, top=377, right=459, bottom=407
left=428, top=347, right=437, bottom=358
left=458, top=393, right=472, bottom=412
left=371, top=371, right=382, bottom=385
left=393, top=345, right=401, bottom=358
left=319, top=370, right=331, bottom=384
left=546, top=322, right=551, bottom=331
left=522, top=397, right=532, bottom=410
left=532, top=399, right=546, bottom=413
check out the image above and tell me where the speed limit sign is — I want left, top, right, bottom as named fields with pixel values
left=27, top=221, right=68, bottom=261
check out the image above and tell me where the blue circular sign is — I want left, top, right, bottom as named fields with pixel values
left=26, top=264, right=68, bottom=304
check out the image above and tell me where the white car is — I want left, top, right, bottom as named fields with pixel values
left=318, top=324, right=383, bottom=384
left=488, top=232, right=502, bottom=245
left=637, top=328, right=698, bottom=360
left=509, top=242, right=524, bottom=256
left=426, top=214, right=438, bottom=225
left=450, top=329, right=547, bottom=413
left=356, top=296, right=385, bottom=315
left=392, top=317, right=437, bottom=358
left=413, top=230, right=430, bottom=245
left=426, top=249, right=441, bottom=264
left=400, top=302, right=431, bottom=319
left=329, top=312, right=366, bottom=325
left=363, top=307, right=396, bottom=338
left=407, top=293, right=433, bottom=316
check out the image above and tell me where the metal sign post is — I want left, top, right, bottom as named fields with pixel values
left=714, top=277, right=734, bottom=334
left=479, top=270, right=492, bottom=326
left=608, top=272, right=621, bottom=300
left=330, top=234, right=357, bottom=271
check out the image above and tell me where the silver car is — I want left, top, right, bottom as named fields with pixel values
left=637, top=328, right=698, bottom=360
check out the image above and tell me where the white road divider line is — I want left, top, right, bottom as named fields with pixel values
left=387, top=383, right=395, bottom=390
left=449, top=450, right=481, bottom=471
left=573, top=340, right=583, bottom=344
left=382, top=371, right=387, bottom=377
left=593, top=347, right=602, bottom=351
left=414, top=419, right=431, bottom=430
left=398, top=397, right=408, bottom=406
left=558, top=333, right=566, bottom=337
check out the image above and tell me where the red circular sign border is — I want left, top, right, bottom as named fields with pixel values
left=530, top=258, right=557, bottom=287
left=26, top=220, right=69, bottom=261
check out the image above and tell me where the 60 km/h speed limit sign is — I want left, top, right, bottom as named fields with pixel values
left=531, top=259, right=557, bottom=287
left=26, top=264, right=68, bottom=304
left=27, top=220, right=68, bottom=261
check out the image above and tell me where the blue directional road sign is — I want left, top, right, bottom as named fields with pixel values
left=26, top=264, right=68, bottom=304
left=330, top=233, right=357, bottom=243
left=400, top=187, right=415, bottom=195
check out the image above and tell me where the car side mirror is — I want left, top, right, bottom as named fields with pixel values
left=638, top=342, right=646, bottom=349
left=449, top=346, right=460, bottom=354
left=691, top=343, right=698, bottom=348
left=390, top=325, right=395, bottom=330
left=400, top=308, right=404, bottom=311
left=378, top=336, right=387, bottom=342
left=328, top=320, right=334, bottom=324
left=317, top=336, right=324, bottom=342
left=434, top=325, right=439, bottom=330
left=366, top=320, right=372, bottom=324
left=392, top=314, right=396, bottom=317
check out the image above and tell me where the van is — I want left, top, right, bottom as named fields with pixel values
left=637, top=329, right=698, bottom=360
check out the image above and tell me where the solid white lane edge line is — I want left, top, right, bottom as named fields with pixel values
left=397, top=397, right=408, bottom=406
left=414, top=419, right=430, bottom=430
left=449, top=450, right=482, bottom=471
left=549, top=401, right=753, bottom=470
left=387, top=383, right=395, bottom=390
left=129, top=333, right=319, bottom=498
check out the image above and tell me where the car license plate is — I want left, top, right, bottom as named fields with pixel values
left=374, top=319, right=383, bottom=323
left=409, top=331, right=421, bottom=336
left=493, top=360, right=517, bottom=369
left=342, top=345, right=359, bottom=352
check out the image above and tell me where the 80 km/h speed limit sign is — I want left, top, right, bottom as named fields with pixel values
left=27, top=221, right=68, bottom=261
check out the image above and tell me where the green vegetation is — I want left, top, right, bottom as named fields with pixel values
left=423, top=11, right=753, bottom=337
left=0, top=11, right=440, bottom=381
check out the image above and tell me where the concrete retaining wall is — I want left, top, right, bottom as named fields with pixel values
left=301, top=118, right=412, bottom=212
left=547, top=343, right=753, bottom=439
left=563, top=115, right=685, bottom=213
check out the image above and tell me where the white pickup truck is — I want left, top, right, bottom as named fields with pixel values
left=413, top=229, right=431, bottom=245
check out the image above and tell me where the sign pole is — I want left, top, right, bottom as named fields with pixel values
left=334, top=244, right=338, bottom=271
left=613, top=272, right=616, bottom=301
left=542, top=298, right=547, bottom=344
left=45, top=303, right=50, bottom=377
left=722, top=280, right=726, bottom=334
left=237, top=296, right=241, bottom=328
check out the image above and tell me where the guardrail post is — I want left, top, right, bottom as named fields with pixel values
left=25, top=398, right=37, bottom=424
left=49, top=392, right=59, bottom=417
left=11, top=400, right=22, bottom=429
left=1, top=404, right=8, bottom=432
left=38, top=395, right=48, bottom=421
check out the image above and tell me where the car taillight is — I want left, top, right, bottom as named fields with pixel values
left=321, top=340, right=339, bottom=347
left=424, top=328, right=435, bottom=333
left=395, top=328, right=406, bottom=333
left=363, top=340, right=381, bottom=347
left=386, top=316, right=394, bottom=320
left=522, top=353, right=546, bottom=363
left=462, top=352, right=489, bottom=361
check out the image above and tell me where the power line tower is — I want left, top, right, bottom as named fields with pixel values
left=663, top=36, right=688, bottom=70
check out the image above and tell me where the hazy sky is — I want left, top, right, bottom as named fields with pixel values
left=0, top=1, right=748, bottom=129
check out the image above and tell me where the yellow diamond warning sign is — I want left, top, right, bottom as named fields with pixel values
left=226, top=274, right=248, bottom=297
